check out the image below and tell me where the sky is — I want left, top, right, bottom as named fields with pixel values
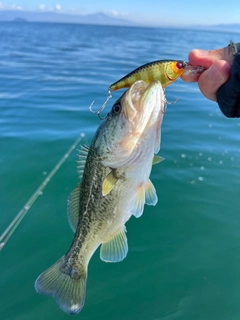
left=0, top=0, right=240, bottom=26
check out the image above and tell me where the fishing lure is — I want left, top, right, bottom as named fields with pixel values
left=184, top=65, right=206, bottom=76
left=90, top=60, right=186, bottom=118
left=110, top=59, right=186, bottom=91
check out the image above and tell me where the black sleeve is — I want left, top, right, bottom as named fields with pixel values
left=216, top=42, right=240, bottom=118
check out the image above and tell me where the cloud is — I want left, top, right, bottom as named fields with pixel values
left=55, top=4, right=61, bottom=11
left=39, top=4, right=45, bottom=11
left=103, top=9, right=129, bottom=18
left=37, top=3, right=62, bottom=12
left=0, top=3, right=22, bottom=10
left=38, top=3, right=62, bottom=12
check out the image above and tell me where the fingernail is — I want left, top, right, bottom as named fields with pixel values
left=207, top=65, right=224, bottom=82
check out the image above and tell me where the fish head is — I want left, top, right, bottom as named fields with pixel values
left=94, top=80, right=166, bottom=168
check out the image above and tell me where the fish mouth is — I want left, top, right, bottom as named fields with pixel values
left=122, top=80, right=165, bottom=125
left=99, top=80, right=165, bottom=169
left=116, top=80, right=165, bottom=160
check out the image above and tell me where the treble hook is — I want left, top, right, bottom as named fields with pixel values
left=161, top=89, right=179, bottom=113
left=89, top=88, right=112, bottom=120
left=162, top=97, right=178, bottom=113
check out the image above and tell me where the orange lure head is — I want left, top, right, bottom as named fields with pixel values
left=164, top=60, right=186, bottom=85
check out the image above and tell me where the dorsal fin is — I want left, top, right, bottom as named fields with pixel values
left=77, top=145, right=89, bottom=179
left=67, top=184, right=81, bottom=232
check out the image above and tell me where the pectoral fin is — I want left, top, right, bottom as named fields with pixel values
left=100, top=226, right=128, bottom=262
left=131, top=180, right=157, bottom=218
left=152, top=155, right=164, bottom=165
left=67, top=184, right=80, bottom=232
left=102, top=170, right=119, bottom=196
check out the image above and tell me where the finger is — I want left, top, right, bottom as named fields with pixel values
left=197, top=60, right=231, bottom=101
left=188, top=47, right=234, bottom=67
left=181, top=46, right=234, bottom=83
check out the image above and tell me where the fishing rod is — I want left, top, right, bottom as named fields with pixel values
left=0, top=133, right=85, bottom=251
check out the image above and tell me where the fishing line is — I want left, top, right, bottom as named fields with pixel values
left=0, top=133, right=85, bottom=251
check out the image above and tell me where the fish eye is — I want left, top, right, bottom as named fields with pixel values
left=112, top=103, right=121, bottom=114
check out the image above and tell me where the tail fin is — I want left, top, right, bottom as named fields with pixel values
left=34, top=256, right=87, bottom=315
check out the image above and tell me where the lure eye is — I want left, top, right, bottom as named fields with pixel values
left=176, top=61, right=184, bottom=70
left=112, top=103, right=121, bottom=114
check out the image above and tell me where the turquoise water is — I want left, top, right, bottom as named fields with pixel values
left=1, top=22, right=240, bottom=320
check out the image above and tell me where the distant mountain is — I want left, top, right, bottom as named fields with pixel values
left=0, top=10, right=240, bottom=31
left=0, top=10, right=135, bottom=26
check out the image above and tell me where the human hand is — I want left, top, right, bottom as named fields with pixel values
left=181, top=42, right=240, bottom=117
left=181, top=45, right=233, bottom=101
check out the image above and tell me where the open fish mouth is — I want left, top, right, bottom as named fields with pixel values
left=97, top=79, right=166, bottom=169
left=111, top=80, right=165, bottom=165
left=122, top=79, right=165, bottom=127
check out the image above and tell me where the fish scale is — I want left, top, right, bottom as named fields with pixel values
left=66, top=145, right=120, bottom=261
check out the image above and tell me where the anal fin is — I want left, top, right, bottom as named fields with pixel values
left=100, top=226, right=128, bottom=263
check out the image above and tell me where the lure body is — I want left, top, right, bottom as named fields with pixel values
left=109, top=59, right=186, bottom=91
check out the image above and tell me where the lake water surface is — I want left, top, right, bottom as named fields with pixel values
left=1, top=22, right=240, bottom=320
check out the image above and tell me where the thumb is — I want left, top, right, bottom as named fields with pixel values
left=198, top=60, right=231, bottom=101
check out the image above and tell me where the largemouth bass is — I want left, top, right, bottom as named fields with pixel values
left=35, top=80, right=166, bottom=315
